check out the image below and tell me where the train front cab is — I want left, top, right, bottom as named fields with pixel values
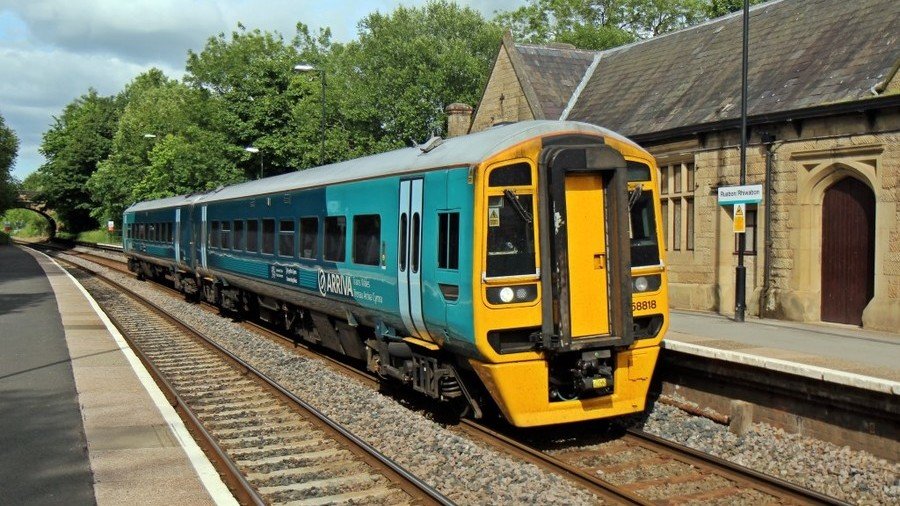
left=468, top=133, right=669, bottom=427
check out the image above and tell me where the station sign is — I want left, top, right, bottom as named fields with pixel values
left=718, top=184, right=763, bottom=205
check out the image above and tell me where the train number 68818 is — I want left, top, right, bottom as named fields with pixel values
left=632, top=299, right=657, bottom=312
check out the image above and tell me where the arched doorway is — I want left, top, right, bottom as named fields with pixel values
left=820, top=177, right=875, bottom=325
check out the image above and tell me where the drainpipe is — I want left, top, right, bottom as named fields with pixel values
left=760, top=133, right=777, bottom=318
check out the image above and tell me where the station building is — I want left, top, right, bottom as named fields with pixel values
left=448, top=0, right=900, bottom=331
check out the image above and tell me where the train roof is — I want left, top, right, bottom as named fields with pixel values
left=125, top=120, right=640, bottom=213
left=124, top=192, right=209, bottom=213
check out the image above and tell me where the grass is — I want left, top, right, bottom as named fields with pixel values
left=75, top=229, right=122, bottom=244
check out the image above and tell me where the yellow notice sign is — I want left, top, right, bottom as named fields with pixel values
left=488, top=207, right=501, bottom=227
left=733, top=203, right=746, bottom=233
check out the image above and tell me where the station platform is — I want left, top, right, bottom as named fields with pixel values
left=0, top=244, right=235, bottom=505
left=666, top=309, right=900, bottom=393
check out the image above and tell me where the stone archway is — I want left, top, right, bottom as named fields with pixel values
left=820, top=177, right=875, bottom=325
left=9, top=204, right=57, bottom=239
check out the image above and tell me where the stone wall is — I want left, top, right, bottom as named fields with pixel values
left=645, top=108, right=900, bottom=330
left=470, top=45, right=535, bottom=132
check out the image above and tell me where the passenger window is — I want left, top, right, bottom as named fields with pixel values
left=261, top=219, right=275, bottom=255
left=489, top=162, right=531, bottom=187
left=353, top=215, right=381, bottom=266
left=438, top=212, right=460, bottom=270
left=299, top=217, right=318, bottom=259
left=210, top=221, right=220, bottom=249
left=324, top=216, right=346, bottom=262
left=247, top=220, right=259, bottom=252
left=233, top=220, right=245, bottom=251
left=279, top=220, right=295, bottom=257
left=138, top=224, right=146, bottom=240
left=221, top=221, right=232, bottom=250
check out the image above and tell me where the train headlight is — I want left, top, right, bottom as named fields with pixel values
left=634, top=276, right=649, bottom=292
left=632, top=275, right=661, bottom=293
left=487, top=284, right=538, bottom=305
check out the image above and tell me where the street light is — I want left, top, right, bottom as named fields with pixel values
left=293, top=63, right=326, bottom=166
left=245, top=146, right=263, bottom=179
left=143, top=133, right=157, bottom=139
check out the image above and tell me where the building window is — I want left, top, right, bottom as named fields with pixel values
left=686, top=197, right=694, bottom=251
left=299, top=217, right=318, bottom=259
left=261, top=219, right=275, bottom=255
left=438, top=212, right=460, bottom=270
left=660, top=161, right=695, bottom=252
left=324, top=216, right=346, bottom=262
left=735, top=207, right=758, bottom=255
left=279, top=219, right=295, bottom=257
left=353, top=215, right=381, bottom=266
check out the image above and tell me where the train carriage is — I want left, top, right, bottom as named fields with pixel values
left=123, top=120, right=669, bottom=427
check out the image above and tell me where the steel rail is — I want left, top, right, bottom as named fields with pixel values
left=625, top=428, right=848, bottom=505
left=51, top=250, right=455, bottom=506
left=62, top=243, right=847, bottom=505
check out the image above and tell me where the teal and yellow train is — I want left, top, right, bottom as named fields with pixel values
left=123, top=120, right=669, bottom=426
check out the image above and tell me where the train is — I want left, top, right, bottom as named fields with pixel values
left=123, top=120, right=669, bottom=427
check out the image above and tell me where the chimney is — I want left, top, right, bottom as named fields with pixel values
left=445, top=103, right=473, bottom=138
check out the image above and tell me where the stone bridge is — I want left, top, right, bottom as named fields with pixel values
left=11, top=191, right=57, bottom=238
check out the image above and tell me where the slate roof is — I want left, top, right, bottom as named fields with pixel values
left=513, top=43, right=596, bottom=120
left=565, top=0, right=900, bottom=138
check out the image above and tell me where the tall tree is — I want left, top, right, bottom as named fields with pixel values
left=34, top=89, right=118, bottom=232
left=496, top=0, right=715, bottom=49
left=0, top=111, right=20, bottom=214
left=185, top=24, right=315, bottom=175
left=333, top=1, right=502, bottom=151
left=87, top=70, right=244, bottom=222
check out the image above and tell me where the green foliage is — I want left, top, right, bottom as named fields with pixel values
left=496, top=0, right=721, bottom=49
left=2, top=208, right=50, bottom=238
left=33, top=89, right=118, bottom=232
left=75, top=228, right=121, bottom=244
left=706, top=0, right=766, bottom=18
left=186, top=25, right=313, bottom=174
left=332, top=1, right=502, bottom=150
left=0, top=111, right=19, bottom=213
left=33, top=0, right=728, bottom=225
left=87, top=71, right=245, bottom=222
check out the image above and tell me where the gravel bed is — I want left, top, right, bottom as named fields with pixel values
left=635, top=397, right=899, bottom=505
left=73, top=245, right=126, bottom=263
left=64, top=255, right=603, bottom=505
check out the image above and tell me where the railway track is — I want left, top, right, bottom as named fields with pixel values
left=47, top=242, right=845, bottom=505
left=50, top=251, right=451, bottom=505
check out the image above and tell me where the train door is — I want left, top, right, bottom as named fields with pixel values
left=397, top=179, right=431, bottom=340
left=565, top=173, right=610, bottom=336
left=200, top=205, right=208, bottom=270
left=174, top=208, right=181, bottom=264
left=538, top=144, right=633, bottom=349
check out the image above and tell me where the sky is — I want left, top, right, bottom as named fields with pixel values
left=0, top=0, right=519, bottom=181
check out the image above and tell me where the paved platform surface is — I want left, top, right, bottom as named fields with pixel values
left=666, top=309, right=900, bottom=391
left=0, top=244, right=234, bottom=505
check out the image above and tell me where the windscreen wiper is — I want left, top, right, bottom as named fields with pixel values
left=503, top=189, right=533, bottom=224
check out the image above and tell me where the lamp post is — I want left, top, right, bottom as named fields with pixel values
left=735, top=0, right=750, bottom=322
left=245, top=146, right=263, bottom=179
left=142, top=133, right=157, bottom=139
left=293, top=63, right=326, bottom=166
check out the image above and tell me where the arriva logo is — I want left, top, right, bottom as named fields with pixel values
left=317, top=267, right=355, bottom=298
